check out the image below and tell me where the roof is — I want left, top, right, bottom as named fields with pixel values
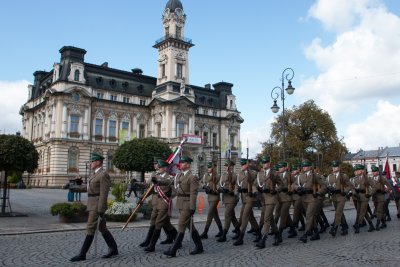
left=165, top=0, right=183, bottom=11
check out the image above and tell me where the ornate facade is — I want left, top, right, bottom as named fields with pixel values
left=20, top=0, right=243, bottom=187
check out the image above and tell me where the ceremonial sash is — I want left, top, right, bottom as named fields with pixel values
left=155, top=185, right=173, bottom=216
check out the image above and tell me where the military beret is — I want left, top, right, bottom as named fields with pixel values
left=224, top=160, right=235, bottom=166
left=207, top=162, right=214, bottom=168
left=153, top=157, right=160, bottom=164
left=179, top=156, right=193, bottom=163
left=371, top=166, right=379, bottom=172
left=278, top=161, right=288, bottom=168
left=261, top=156, right=270, bottom=163
left=354, top=164, right=364, bottom=170
left=273, top=164, right=280, bottom=171
left=157, top=160, right=169, bottom=168
left=301, top=160, right=312, bottom=167
left=240, top=159, right=248, bottom=165
left=91, top=153, right=104, bottom=162
left=331, top=160, right=340, bottom=167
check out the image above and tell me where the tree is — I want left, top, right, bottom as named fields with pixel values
left=261, top=100, right=348, bottom=174
left=113, top=138, right=172, bottom=181
left=0, top=134, right=39, bottom=215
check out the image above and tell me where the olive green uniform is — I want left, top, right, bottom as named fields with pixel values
left=237, top=169, right=259, bottom=234
left=219, top=171, right=240, bottom=231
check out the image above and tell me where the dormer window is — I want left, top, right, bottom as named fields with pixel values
left=74, top=70, right=80, bottom=81
left=177, top=63, right=183, bottom=79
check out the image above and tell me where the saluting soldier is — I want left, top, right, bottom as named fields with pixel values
left=255, top=156, right=281, bottom=248
left=70, top=153, right=118, bottom=262
left=199, top=162, right=223, bottom=239
left=233, top=159, right=261, bottom=246
left=295, top=160, right=326, bottom=243
left=216, top=160, right=240, bottom=242
left=351, top=164, right=375, bottom=233
left=164, top=156, right=203, bottom=257
left=326, top=160, right=353, bottom=236
left=369, top=166, right=390, bottom=230
left=144, top=160, right=177, bottom=252
left=139, top=159, right=177, bottom=248
left=275, top=162, right=294, bottom=244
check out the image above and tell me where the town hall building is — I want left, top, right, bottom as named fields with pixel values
left=20, top=0, right=243, bottom=187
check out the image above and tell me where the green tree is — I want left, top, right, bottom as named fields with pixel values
left=113, top=138, right=172, bottom=181
left=261, top=100, right=348, bottom=173
left=0, top=134, right=39, bottom=214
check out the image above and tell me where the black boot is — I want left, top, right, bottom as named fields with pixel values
left=102, top=231, right=119, bottom=258
left=329, top=225, right=338, bottom=237
left=375, top=220, right=381, bottom=231
left=190, top=230, right=204, bottom=255
left=217, top=229, right=228, bottom=242
left=256, top=234, right=267, bottom=249
left=381, top=218, right=387, bottom=229
left=232, top=227, right=240, bottom=234
left=272, top=232, right=280, bottom=246
left=253, top=229, right=262, bottom=243
left=341, top=227, right=348, bottom=236
left=164, top=233, right=184, bottom=258
left=310, top=228, right=320, bottom=241
left=354, top=223, right=360, bottom=234
left=288, top=226, right=297, bottom=238
left=215, top=222, right=224, bottom=238
left=200, top=225, right=209, bottom=239
left=233, top=232, right=244, bottom=246
left=247, top=228, right=255, bottom=234
left=144, top=229, right=161, bottom=252
left=160, top=228, right=177, bottom=245
left=70, top=235, right=94, bottom=262
left=367, top=220, right=375, bottom=232
left=140, top=225, right=155, bottom=247
left=232, top=228, right=241, bottom=240
left=299, top=232, right=308, bottom=243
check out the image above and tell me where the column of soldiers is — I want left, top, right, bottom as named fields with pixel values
left=71, top=154, right=395, bottom=262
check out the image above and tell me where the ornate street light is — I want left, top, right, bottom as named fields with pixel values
left=270, top=68, right=295, bottom=161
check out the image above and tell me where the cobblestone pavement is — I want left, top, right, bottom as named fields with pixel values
left=0, top=189, right=400, bottom=266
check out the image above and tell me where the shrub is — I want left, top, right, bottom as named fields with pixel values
left=111, top=181, right=127, bottom=203
left=50, top=202, right=87, bottom=217
left=7, top=171, right=23, bottom=183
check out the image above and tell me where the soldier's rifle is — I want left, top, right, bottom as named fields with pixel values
left=122, top=184, right=155, bottom=230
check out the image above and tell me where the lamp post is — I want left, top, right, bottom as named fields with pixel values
left=85, top=161, right=89, bottom=184
left=270, top=68, right=295, bottom=161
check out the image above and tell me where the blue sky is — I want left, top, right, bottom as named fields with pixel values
left=1, top=0, right=400, bottom=156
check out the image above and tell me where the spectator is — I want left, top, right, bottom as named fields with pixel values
left=126, top=176, right=138, bottom=198
left=75, top=175, right=83, bottom=201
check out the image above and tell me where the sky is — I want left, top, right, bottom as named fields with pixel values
left=1, top=0, right=400, bottom=157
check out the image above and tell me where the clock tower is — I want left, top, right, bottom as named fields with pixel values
left=153, top=0, right=194, bottom=101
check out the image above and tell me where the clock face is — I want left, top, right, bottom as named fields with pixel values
left=175, top=8, right=182, bottom=16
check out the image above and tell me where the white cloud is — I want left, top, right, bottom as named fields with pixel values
left=0, top=80, right=29, bottom=134
left=241, top=118, right=274, bottom=158
left=299, top=0, right=400, bottom=124
left=346, top=100, right=400, bottom=151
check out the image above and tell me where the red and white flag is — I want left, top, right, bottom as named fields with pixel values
left=166, top=138, right=186, bottom=176
left=384, top=155, right=391, bottom=179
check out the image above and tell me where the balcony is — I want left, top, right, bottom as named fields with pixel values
left=155, top=34, right=193, bottom=45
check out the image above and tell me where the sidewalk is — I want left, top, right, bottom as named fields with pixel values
left=0, top=188, right=359, bottom=236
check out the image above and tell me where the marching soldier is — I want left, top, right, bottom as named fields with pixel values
left=216, top=160, right=240, bottom=242
left=369, top=166, right=390, bottom=230
left=295, top=160, right=326, bottom=243
left=313, top=169, right=330, bottom=234
left=275, top=162, right=294, bottom=244
left=326, top=160, right=353, bottom=237
left=351, top=164, right=375, bottom=233
left=289, top=164, right=305, bottom=237
left=139, top=159, right=177, bottom=248
left=233, top=159, right=261, bottom=246
left=144, top=160, right=177, bottom=252
left=255, top=156, right=281, bottom=248
left=164, top=156, right=203, bottom=257
left=199, top=162, right=223, bottom=239
left=70, top=153, right=118, bottom=262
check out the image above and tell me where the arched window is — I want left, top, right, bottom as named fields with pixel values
left=74, top=70, right=80, bottom=81
left=68, top=147, right=79, bottom=172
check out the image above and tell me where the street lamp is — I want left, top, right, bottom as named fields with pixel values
left=270, top=67, right=295, bottom=161
left=85, top=161, right=90, bottom=184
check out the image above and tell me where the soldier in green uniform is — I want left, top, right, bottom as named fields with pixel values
left=369, top=166, right=390, bottom=230
left=255, top=156, right=281, bottom=248
left=295, top=160, right=326, bottom=243
left=327, top=160, right=353, bottom=237
left=289, top=164, right=305, bottom=238
left=216, top=160, right=240, bottom=242
left=233, top=159, right=261, bottom=246
left=275, top=162, right=294, bottom=244
left=70, top=153, right=118, bottom=262
left=351, top=164, right=375, bottom=233
left=139, top=159, right=177, bottom=248
left=144, top=160, right=177, bottom=252
left=200, top=162, right=223, bottom=239
left=164, top=156, right=203, bottom=257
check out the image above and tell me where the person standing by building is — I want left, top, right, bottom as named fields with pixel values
left=70, top=153, right=118, bottom=262
left=199, top=162, right=223, bottom=239
left=216, top=160, right=240, bottom=242
left=75, top=175, right=83, bottom=202
left=164, top=156, right=203, bottom=257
